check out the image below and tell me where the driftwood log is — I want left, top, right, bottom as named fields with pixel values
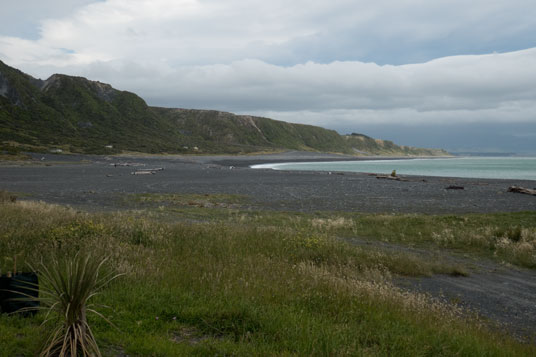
left=375, top=175, right=408, bottom=182
left=131, top=170, right=155, bottom=175
left=507, top=186, right=536, bottom=196
left=446, top=185, right=464, bottom=190
left=131, top=168, right=164, bottom=175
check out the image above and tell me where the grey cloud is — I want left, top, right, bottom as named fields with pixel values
left=11, top=48, right=536, bottom=128
left=243, top=0, right=536, bottom=65
left=1, top=0, right=536, bottom=153
left=4, top=0, right=536, bottom=67
left=0, top=0, right=100, bottom=40
left=96, top=49, right=535, bottom=117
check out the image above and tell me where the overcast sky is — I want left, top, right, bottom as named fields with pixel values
left=1, top=0, right=535, bottom=153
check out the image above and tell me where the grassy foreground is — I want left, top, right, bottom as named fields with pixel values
left=0, top=197, right=535, bottom=356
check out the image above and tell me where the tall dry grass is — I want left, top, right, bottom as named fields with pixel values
left=1, top=199, right=534, bottom=355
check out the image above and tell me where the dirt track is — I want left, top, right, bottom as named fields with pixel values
left=347, top=237, right=536, bottom=342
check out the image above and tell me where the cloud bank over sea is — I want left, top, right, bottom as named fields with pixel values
left=1, top=0, right=535, bottom=152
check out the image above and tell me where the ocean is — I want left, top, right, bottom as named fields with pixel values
left=251, top=157, right=536, bottom=181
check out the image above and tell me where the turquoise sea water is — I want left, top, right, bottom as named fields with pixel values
left=251, top=157, right=536, bottom=181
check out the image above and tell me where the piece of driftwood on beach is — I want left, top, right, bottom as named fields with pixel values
left=112, top=162, right=145, bottom=167
left=507, top=186, right=536, bottom=196
left=131, top=170, right=155, bottom=175
left=375, top=175, right=408, bottom=182
left=130, top=167, right=164, bottom=175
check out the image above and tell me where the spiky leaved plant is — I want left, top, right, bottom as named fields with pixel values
left=35, top=253, right=121, bottom=357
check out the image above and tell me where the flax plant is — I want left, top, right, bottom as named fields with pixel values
left=35, top=253, right=121, bottom=357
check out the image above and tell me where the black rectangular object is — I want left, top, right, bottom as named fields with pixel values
left=0, top=273, right=39, bottom=315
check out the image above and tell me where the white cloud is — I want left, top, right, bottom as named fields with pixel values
left=65, top=49, right=535, bottom=127
left=4, top=0, right=536, bottom=67
left=0, top=0, right=535, bottom=132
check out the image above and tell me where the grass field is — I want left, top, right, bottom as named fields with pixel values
left=1, top=194, right=535, bottom=356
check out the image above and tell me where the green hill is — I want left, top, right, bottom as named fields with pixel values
left=344, top=133, right=448, bottom=156
left=0, top=62, right=182, bottom=154
left=0, top=60, right=448, bottom=156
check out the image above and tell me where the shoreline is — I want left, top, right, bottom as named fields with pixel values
left=1, top=152, right=536, bottom=343
left=0, top=151, right=534, bottom=214
left=247, top=157, right=536, bottom=182
left=201, top=151, right=455, bottom=168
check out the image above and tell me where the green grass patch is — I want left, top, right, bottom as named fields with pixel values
left=129, top=193, right=250, bottom=207
left=0, top=200, right=534, bottom=355
left=346, top=212, right=536, bottom=269
left=208, top=209, right=536, bottom=270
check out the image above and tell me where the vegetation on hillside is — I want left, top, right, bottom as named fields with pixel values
left=0, top=62, right=182, bottom=154
left=344, top=133, right=448, bottom=156
left=1, top=60, right=448, bottom=156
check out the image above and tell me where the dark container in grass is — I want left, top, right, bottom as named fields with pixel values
left=0, top=272, right=39, bottom=315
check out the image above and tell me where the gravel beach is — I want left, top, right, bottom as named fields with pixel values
left=1, top=151, right=534, bottom=213
left=1, top=151, right=536, bottom=341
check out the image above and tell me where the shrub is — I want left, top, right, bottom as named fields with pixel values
left=0, top=190, right=17, bottom=203
left=34, top=253, right=121, bottom=357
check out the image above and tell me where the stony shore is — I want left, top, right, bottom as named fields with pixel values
left=1, top=151, right=534, bottom=213
left=1, top=151, right=536, bottom=342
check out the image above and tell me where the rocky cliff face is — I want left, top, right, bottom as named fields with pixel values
left=0, top=70, right=22, bottom=106
left=40, top=74, right=118, bottom=102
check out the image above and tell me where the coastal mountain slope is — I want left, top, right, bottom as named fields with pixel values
left=152, top=107, right=351, bottom=154
left=0, top=61, right=183, bottom=154
left=0, top=60, right=448, bottom=156
left=343, top=133, right=447, bottom=156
